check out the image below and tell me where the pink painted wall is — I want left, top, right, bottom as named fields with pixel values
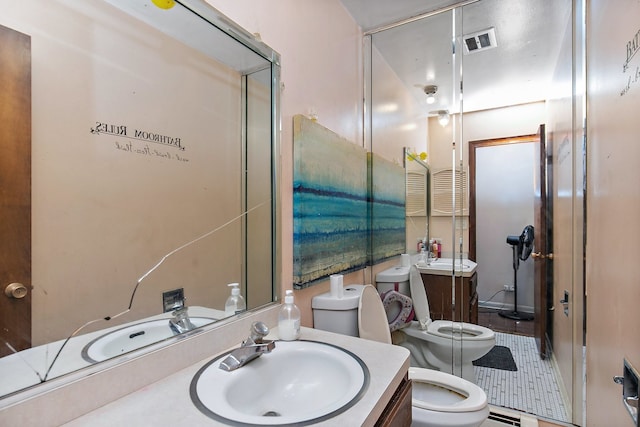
left=586, top=0, right=640, bottom=425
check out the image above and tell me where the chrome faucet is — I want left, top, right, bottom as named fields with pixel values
left=168, top=305, right=197, bottom=335
left=219, top=321, right=276, bottom=371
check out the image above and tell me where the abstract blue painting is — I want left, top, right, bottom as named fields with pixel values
left=293, top=115, right=368, bottom=288
left=368, top=152, right=406, bottom=263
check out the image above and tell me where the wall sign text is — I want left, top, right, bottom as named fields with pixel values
left=621, top=27, right=640, bottom=97
left=90, top=121, right=190, bottom=163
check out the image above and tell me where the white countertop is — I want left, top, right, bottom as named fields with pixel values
left=62, top=327, right=410, bottom=426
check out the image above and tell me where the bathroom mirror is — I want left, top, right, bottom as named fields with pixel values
left=363, top=0, right=582, bottom=423
left=0, top=0, right=280, bottom=399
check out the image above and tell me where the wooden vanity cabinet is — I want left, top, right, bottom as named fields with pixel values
left=376, top=374, right=412, bottom=427
left=420, top=272, right=478, bottom=323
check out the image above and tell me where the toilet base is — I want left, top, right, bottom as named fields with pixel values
left=398, top=337, right=478, bottom=383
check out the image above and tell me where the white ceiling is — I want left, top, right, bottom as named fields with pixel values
left=340, top=0, right=573, bottom=113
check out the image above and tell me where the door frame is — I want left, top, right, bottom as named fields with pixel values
left=468, top=132, right=550, bottom=359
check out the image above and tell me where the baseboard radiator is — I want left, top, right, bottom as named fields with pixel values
left=482, top=407, right=539, bottom=427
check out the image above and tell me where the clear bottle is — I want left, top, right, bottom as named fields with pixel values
left=224, top=283, right=246, bottom=316
left=419, top=246, right=429, bottom=265
left=278, top=290, right=301, bottom=341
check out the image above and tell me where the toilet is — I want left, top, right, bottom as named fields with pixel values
left=313, top=284, right=490, bottom=427
left=376, top=264, right=495, bottom=383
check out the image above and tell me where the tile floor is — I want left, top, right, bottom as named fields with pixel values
left=474, top=332, right=570, bottom=423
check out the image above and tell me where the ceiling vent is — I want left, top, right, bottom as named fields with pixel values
left=463, top=27, right=497, bottom=55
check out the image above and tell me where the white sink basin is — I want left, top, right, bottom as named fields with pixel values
left=416, top=257, right=477, bottom=277
left=82, top=317, right=214, bottom=362
left=190, top=340, right=369, bottom=425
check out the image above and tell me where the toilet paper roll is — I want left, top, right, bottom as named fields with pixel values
left=401, top=253, right=410, bottom=267
left=330, top=274, right=344, bottom=298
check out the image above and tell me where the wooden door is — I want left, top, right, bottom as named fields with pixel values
left=533, top=124, right=551, bottom=359
left=0, top=24, right=32, bottom=357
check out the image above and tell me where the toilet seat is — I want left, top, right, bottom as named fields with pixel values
left=409, top=367, right=487, bottom=413
left=403, top=320, right=494, bottom=343
left=381, top=290, right=414, bottom=331
left=409, top=265, right=494, bottom=342
left=427, top=320, right=494, bottom=341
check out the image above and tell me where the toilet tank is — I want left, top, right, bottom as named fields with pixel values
left=376, top=266, right=410, bottom=296
left=312, top=285, right=364, bottom=336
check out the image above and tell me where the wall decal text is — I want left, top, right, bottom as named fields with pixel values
left=91, top=121, right=190, bottom=163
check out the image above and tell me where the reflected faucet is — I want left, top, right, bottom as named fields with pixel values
left=219, top=321, right=276, bottom=371
left=168, top=306, right=197, bottom=335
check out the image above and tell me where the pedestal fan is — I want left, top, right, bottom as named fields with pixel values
left=499, top=225, right=535, bottom=321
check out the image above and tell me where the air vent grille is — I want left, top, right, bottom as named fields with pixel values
left=463, top=27, right=497, bottom=54
left=406, top=170, right=427, bottom=217
left=430, top=168, right=468, bottom=216
left=487, top=410, right=522, bottom=426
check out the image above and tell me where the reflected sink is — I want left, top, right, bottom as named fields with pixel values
left=190, top=340, right=369, bottom=425
left=431, top=260, right=472, bottom=269
left=82, top=317, right=214, bottom=363
left=416, top=257, right=478, bottom=277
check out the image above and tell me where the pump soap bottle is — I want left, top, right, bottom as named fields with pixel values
left=278, top=290, right=301, bottom=341
left=224, top=283, right=246, bottom=316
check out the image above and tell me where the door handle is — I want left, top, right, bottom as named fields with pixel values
left=4, top=282, right=28, bottom=299
left=531, top=252, right=554, bottom=260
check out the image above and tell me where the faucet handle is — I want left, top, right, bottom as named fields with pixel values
left=249, top=321, right=269, bottom=343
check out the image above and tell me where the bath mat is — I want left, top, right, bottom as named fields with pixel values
left=472, top=345, right=517, bottom=371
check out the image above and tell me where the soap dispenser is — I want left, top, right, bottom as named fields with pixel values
left=224, top=283, right=246, bottom=316
left=278, top=290, right=301, bottom=341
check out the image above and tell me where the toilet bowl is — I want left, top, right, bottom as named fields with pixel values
left=410, top=367, right=490, bottom=427
left=376, top=263, right=495, bottom=383
left=312, top=284, right=490, bottom=427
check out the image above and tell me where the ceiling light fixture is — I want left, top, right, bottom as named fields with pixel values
left=423, top=85, right=437, bottom=104
left=437, top=110, right=450, bottom=127
left=429, top=109, right=450, bottom=127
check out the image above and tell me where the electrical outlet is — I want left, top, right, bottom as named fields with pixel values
left=503, top=284, right=515, bottom=292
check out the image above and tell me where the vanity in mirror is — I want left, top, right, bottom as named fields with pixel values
left=0, top=0, right=280, bottom=399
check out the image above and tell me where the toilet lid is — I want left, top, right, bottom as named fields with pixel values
left=409, top=265, right=432, bottom=329
left=358, top=285, right=392, bottom=344
left=409, top=367, right=487, bottom=413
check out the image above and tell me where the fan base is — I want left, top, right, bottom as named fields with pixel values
left=498, top=310, right=534, bottom=321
